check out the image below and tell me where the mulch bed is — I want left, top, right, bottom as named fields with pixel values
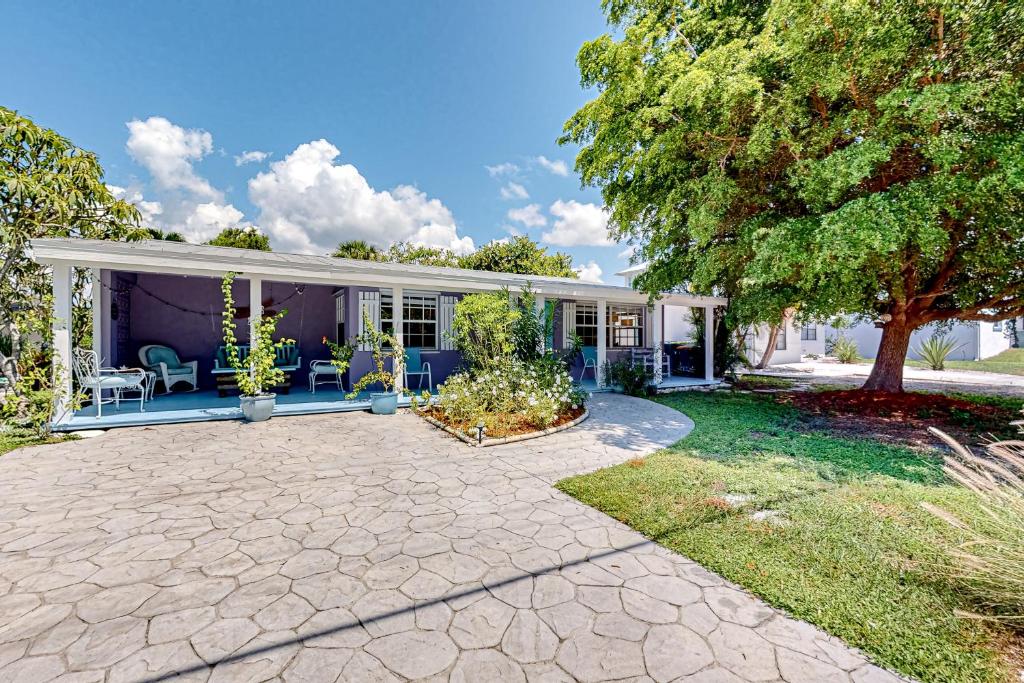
left=777, top=389, right=1021, bottom=448
left=418, top=406, right=587, bottom=440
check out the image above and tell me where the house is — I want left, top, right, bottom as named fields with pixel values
left=828, top=318, right=1013, bottom=362
left=34, top=239, right=727, bottom=430
left=615, top=265, right=826, bottom=365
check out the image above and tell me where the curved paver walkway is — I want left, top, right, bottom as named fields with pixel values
left=0, top=393, right=903, bottom=682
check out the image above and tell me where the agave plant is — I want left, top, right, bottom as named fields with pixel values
left=923, top=416, right=1024, bottom=622
left=914, top=333, right=963, bottom=371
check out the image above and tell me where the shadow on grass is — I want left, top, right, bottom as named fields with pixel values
left=655, top=391, right=946, bottom=485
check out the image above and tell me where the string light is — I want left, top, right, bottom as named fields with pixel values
left=99, top=278, right=306, bottom=318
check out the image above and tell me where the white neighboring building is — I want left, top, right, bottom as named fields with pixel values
left=616, top=264, right=1016, bottom=366
left=829, top=318, right=1012, bottom=362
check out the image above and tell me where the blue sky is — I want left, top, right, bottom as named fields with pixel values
left=8, top=1, right=628, bottom=283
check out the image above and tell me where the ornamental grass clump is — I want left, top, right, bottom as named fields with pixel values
left=924, top=414, right=1024, bottom=623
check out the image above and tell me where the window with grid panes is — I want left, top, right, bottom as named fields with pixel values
left=575, top=303, right=598, bottom=347
left=403, top=293, right=437, bottom=349
left=379, top=293, right=437, bottom=349
left=800, top=323, right=817, bottom=341
left=609, top=304, right=645, bottom=348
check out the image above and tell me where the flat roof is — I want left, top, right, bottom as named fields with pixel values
left=30, top=238, right=727, bottom=307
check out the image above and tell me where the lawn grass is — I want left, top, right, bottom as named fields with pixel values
left=0, top=431, right=68, bottom=456
left=907, top=348, right=1024, bottom=376
left=557, top=390, right=1014, bottom=683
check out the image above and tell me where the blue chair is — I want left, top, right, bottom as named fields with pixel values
left=404, top=348, right=432, bottom=390
left=579, top=346, right=598, bottom=382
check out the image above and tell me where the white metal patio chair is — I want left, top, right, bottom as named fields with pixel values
left=309, top=360, right=345, bottom=393
left=72, top=349, right=147, bottom=417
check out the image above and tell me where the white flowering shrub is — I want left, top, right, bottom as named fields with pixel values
left=437, top=358, right=587, bottom=435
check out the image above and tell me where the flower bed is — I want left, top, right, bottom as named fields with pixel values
left=415, top=287, right=589, bottom=445
left=419, top=404, right=588, bottom=447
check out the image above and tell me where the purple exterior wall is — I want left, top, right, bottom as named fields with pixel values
left=115, top=272, right=467, bottom=391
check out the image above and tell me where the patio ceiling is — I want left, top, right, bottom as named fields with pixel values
left=30, top=238, right=728, bottom=307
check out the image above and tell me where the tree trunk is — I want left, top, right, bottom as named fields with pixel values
left=755, top=325, right=780, bottom=369
left=862, top=320, right=915, bottom=392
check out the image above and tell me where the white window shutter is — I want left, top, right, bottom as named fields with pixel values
left=562, top=302, right=576, bottom=349
left=645, top=305, right=654, bottom=348
left=438, top=295, right=457, bottom=351
left=358, top=291, right=380, bottom=351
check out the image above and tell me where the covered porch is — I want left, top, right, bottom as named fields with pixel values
left=34, top=239, right=727, bottom=430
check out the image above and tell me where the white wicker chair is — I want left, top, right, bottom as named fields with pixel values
left=72, top=349, right=146, bottom=417
left=309, top=360, right=344, bottom=393
left=138, top=344, right=198, bottom=393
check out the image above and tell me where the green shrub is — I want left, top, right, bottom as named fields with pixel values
left=604, top=358, right=654, bottom=396
left=450, top=292, right=519, bottom=369
left=915, top=334, right=963, bottom=371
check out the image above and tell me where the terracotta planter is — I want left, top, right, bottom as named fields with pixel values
left=240, top=393, right=276, bottom=422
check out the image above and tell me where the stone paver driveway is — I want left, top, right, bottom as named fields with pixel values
left=0, top=394, right=902, bottom=683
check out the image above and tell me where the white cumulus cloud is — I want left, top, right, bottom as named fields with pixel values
left=184, top=202, right=245, bottom=243
left=107, top=184, right=163, bottom=225
left=234, top=150, right=269, bottom=166
left=574, top=261, right=604, bottom=283
left=499, top=182, right=529, bottom=200
left=485, top=162, right=519, bottom=177
left=125, top=117, right=218, bottom=199
left=249, top=139, right=474, bottom=255
left=543, top=200, right=613, bottom=247
left=507, top=204, right=547, bottom=228
left=536, top=155, right=569, bottom=176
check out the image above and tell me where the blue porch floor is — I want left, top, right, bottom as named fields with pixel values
left=58, top=375, right=721, bottom=432
left=578, top=375, right=721, bottom=393
left=58, top=385, right=433, bottom=431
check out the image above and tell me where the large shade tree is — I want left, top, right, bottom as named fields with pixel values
left=563, top=0, right=1024, bottom=391
left=1, top=107, right=143, bottom=399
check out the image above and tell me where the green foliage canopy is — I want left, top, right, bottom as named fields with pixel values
left=206, top=226, right=271, bottom=251
left=563, top=0, right=1024, bottom=390
left=333, top=236, right=578, bottom=278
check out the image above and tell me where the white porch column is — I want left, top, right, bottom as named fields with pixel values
left=392, top=286, right=404, bottom=392
left=704, top=305, right=715, bottom=381
left=653, top=301, right=664, bottom=384
left=51, top=263, right=73, bottom=425
left=91, top=268, right=103, bottom=363
left=535, top=294, right=546, bottom=352
left=596, top=299, right=607, bottom=387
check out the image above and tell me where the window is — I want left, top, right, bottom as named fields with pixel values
left=575, top=303, right=598, bottom=347
left=379, top=292, right=437, bottom=349
left=993, top=321, right=1003, bottom=332
left=800, top=323, right=817, bottom=341
left=403, top=293, right=438, bottom=349
left=334, top=291, right=346, bottom=343
left=609, top=304, right=645, bottom=348
left=775, top=327, right=787, bottom=350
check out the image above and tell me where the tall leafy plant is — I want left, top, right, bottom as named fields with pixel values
left=347, top=310, right=404, bottom=397
left=450, top=292, right=519, bottom=370
left=221, top=273, right=289, bottom=397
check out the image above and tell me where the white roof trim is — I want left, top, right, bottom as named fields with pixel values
left=30, top=239, right=728, bottom=307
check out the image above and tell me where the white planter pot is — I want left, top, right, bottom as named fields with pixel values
left=240, top=393, right=276, bottom=422
left=370, top=391, right=399, bottom=415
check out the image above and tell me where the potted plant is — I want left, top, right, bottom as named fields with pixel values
left=221, top=273, right=290, bottom=422
left=347, top=310, right=405, bottom=414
